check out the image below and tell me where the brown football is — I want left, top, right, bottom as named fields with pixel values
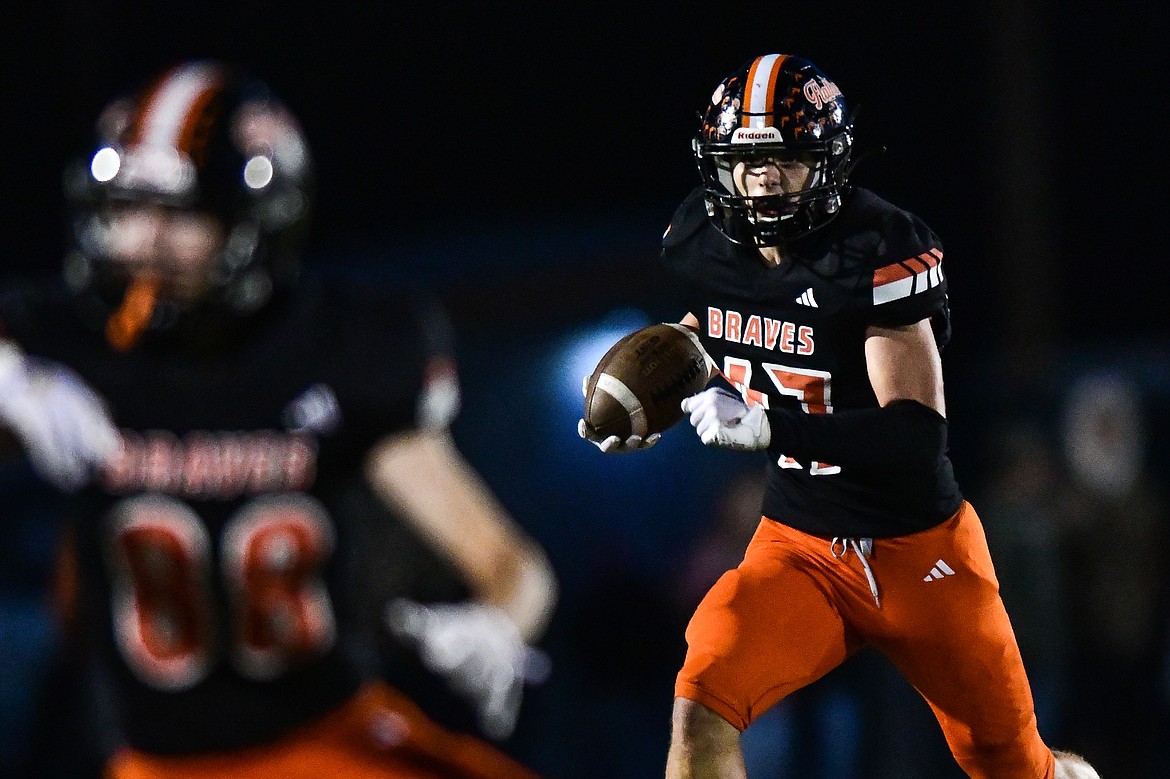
left=582, top=323, right=710, bottom=442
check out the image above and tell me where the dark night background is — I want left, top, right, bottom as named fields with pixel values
left=2, top=2, right=1168, bottom=777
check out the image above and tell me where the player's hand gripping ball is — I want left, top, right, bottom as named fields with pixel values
left=578, top=323, right=710, bottom=453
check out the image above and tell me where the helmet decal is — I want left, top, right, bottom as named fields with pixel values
left=716, top=99, right=740, bottom=138
left=803, top=76, right=843, bottom=111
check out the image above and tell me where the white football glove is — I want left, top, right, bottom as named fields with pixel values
left=681, top=387, right=771, bottom=452
left=577, top=375, right=660, bottom=453
left=576, top=418, right=660, bottom=453
left=0, top=342, right=120, bottom=491
left=385, top=598, right=550, bottom=740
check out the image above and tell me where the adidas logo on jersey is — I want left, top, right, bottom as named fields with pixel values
left=923, top=559, right=955, bottom=582
left=795, top=288, right=818, bottom=307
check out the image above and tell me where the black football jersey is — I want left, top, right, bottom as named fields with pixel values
left=0, top=280, right=450, bottom=754
left=661, top=187, right=963, bottom=537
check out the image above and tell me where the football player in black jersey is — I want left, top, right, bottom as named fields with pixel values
left=581, top=54, right=1098, bottom=779
left=0, top=61, right=555, bottom=779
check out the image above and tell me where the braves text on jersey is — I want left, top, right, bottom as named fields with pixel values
left=661, top=187, right=963, bottom=537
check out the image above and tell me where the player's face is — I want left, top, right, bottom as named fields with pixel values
left=102, top=204, right=225, bottom=303
left=731, top=153, right=813, bottom=198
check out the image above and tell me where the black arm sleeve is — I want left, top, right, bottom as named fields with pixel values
left=765, top=399, right=948, bottom=474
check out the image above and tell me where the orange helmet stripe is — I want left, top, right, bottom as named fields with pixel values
left=129, top=62, right=224, bottom=159
left=742, top=54, right=787, bottom=128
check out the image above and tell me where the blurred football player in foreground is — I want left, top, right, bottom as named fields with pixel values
left=0, top=60, right=554, bottom=779
left=582, top=53, right=1098, bottom=779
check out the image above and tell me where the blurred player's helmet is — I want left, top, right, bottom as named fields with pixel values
left=694, top=54, right=852, bottom=246
left=63, top=60, right=313, bottom=349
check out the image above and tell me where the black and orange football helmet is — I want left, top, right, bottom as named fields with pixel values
left=694, top=54, right=853, bottom=247
left=63, top=61, right=314, bottom=346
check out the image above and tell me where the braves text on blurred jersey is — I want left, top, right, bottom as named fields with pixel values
left=0, top=281, right=447, bottom=754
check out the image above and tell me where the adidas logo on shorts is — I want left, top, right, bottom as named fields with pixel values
left=923, top=559, right=955, bottom=582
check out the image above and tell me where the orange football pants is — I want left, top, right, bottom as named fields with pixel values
left=105, top=682, right=540, bottom=779
left=676, top=501, right=1056, bottom=779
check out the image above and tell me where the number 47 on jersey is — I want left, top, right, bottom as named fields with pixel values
left=721, top=357, right=841, bottom=476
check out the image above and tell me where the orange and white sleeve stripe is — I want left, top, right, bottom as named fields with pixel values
left=872, top=248, right=944, bottom=305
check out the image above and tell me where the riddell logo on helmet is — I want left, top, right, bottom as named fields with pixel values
left=803, top=77, right=843, bottom=110
left=731, top=127, right=782, bottom=143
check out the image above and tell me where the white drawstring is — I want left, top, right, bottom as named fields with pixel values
left=831, top=536, right=880, bottom=608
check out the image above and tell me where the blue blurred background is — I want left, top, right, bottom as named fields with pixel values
left=2, top=2, right=1168, bottom=777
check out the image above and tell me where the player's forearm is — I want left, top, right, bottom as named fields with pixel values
left=765, top=399, right=948, bottom=474
left=423, top=470, right=557, bottom=641
left=366, top=429, right=558, bottom=641
left=484, top=541, right=558, bottom=643
left=403, top=457, right=557, bottom=641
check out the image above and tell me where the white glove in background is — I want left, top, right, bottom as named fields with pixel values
left=681, top=387, right=772, bottom=451
left=0, top=342, right=120, bottom=491
left=385, top=598, right=550, bottom=740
